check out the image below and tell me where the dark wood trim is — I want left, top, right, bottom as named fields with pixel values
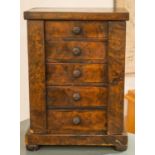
left=47, top=106, right=107, bottom=110
left=46, top=59, right=108, bottom=64
left=45, top=37, right=108, bottom=42
left=46, top=83, right=108, bottom=87
left=46, top=62, right=108, bottom=65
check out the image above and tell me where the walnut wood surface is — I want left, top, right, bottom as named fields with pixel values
left=27, top=20, right=46, bottom=133
left=45, top=21, right=108, bottom=39
left=24, top=8, right=129, bottom=151
left=107, top=22, right=126, bottom=134
left=46, top=63, right=108, bottom=85
left=24, top=8, right=129, bottom=20
left=45, top=41, right=107, bottom=62
left=47, top=110, right=107, bottom=134
left=25, top=131, right=128, bottom=151
left=47, top=86, right=108, bottom=107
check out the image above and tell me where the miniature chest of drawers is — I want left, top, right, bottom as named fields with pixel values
left=24, top=8, right=129, bottom=151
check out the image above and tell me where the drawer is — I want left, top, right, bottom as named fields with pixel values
left=46, top=41, right=107, bottom=62
left=47, top=110, right=107, bottom=134
left=46, top=63, right=107, bottom=85
left=45, top=21, right=108, bottom=39
left=47, top=86, right=108, bottom=108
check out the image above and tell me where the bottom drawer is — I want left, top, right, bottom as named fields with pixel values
left=47, top=110, right=107, bottom=134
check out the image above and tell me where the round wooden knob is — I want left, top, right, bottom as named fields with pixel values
left=73, top=116, right=81, bottom=125
left=73, top=93, right=81, bottom=101
left=72, top=27, right=81, bottom=35
left=119, top=77, right=123, bottom=80
left=73, top=69, right=81, bottom=78
left=72, top=47, right=81, bottom=56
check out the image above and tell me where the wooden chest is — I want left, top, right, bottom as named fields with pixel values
left=24, top=8, right=129, bottom=151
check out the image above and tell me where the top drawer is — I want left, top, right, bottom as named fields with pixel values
left=45, top=21, right=108, bottom=40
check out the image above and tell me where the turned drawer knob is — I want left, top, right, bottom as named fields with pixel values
left=73, top=69, right=81, bottom=78
left=73, top=93, right=81, bottom=101
left=73, top=116, right=81, bottom=125
left=72, top=27, right=82, bottom=35
left=72, top=47, right=81, bottom=56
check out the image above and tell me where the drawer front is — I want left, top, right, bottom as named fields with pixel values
left=46, top=41, right=107, bottom=62
left=46, top=63, right=107, bottom=85
left=45, top=21, right=108, bottom=39
left=47, top=86, right=107, bottom=107
left=47, top=110, right=107, bottom=134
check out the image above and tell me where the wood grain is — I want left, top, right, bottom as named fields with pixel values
left=46, top=63, right=108, bottom=85
left=45, top=41, right=107, bottom=61
left=26, top=130, right=128, bottom=151
left=24, top=8, right=129, bottom=21
left=25, top=8, right=129, bottom=151
left=27, top=20, right=46, bottom=133
left=107, top=22, right=126, bottom=134
left=47, top=86, right=108, bottom=107
left=47, top=110, right=107, bottom=134
left=45, top=21, right=108, bottom=39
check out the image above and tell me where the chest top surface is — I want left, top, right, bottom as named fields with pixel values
left=24, top=7, right=129, bottom=20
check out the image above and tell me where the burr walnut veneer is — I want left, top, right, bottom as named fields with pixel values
left=24, top=8, right=129, bottom=151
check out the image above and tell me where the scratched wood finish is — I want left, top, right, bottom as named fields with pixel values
left=46, top=63, right=108, bottom=85
left=107, top=22, right=126, bottom=134
left=27, top=20, right=46, bottom=133
left=47, top=86, right=108, bottom=107
left=26, top=132, right=128, bottom=150
left=24, top=8, right=129, bottom=151
left=47, top=110, right=107, bottom=134
left=45, top=41, right=107, bottom=62
left=45, top=21, right=108, bottom=39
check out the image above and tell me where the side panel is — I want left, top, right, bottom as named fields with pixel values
left=27, top=20, right=46, bottom=133
left=107, top=21, right=126, bottom=134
